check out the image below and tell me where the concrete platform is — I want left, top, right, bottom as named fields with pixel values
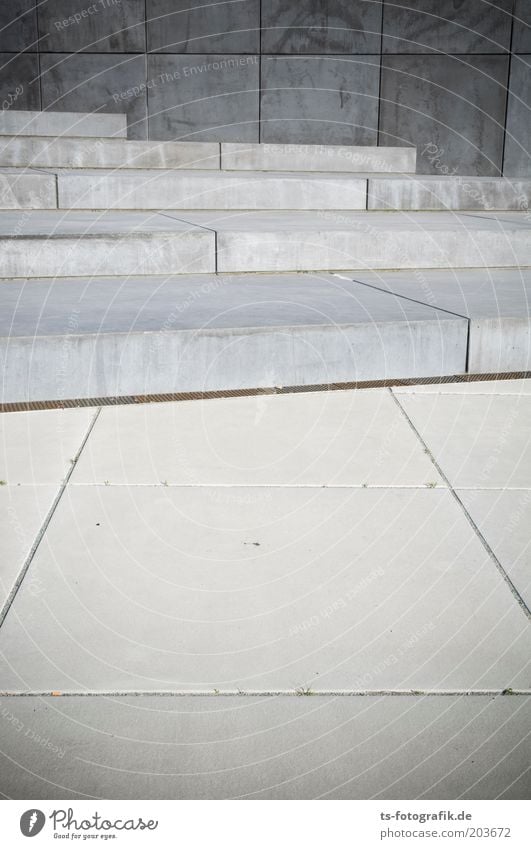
left=368, top=176, right=531, bottom=211
left=221, top=143, right=417, bottom=173
left=0, top=168, right=56, bottom=209
left=0, top=273, right=467, bottom=402
left=0, top=110, right=127, bottom=139
left=56, top=169, right=368, bottom=211
left=0, top=211, right=214, bottom=279
left=0, top=136, right=220, bottom=170
left=343, top=268, right=531, bottom=372
left=170, top=210, right=531, bottom=273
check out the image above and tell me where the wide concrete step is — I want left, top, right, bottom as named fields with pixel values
left=368, top=175, right=531, bottom=211
left=0, top=136, right=220, bottom=170
left=0, top=109, right=127, bottom=138
left=0, top=168, right=56, bottom=209
left=56, top=169, right=367, bottom=210
left=0, top=272, right=467, bottom=402
left=0, top=211, right=214, bottom=278
left=221, top=143, right=417, bottom=173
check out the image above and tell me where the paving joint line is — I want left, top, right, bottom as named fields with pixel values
left=390, top=389, right=531, bottom=621
left=0, top=407, right=102, bottom=631
left=1, top=689, right=529, bottom=698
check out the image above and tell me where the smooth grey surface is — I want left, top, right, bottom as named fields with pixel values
left=260, top=56, right=380, bottom=145
left=1, top=485, right=530, bottom=692
left=458, top=489, right=531, bottom=611
left=0, top=135, right=220, bottom=169
left=513, top=0, right=531, bottom=53
left=147, top=0, right=260, bottom=54
left=347, top=268, right=531, bottom=374
left=0, top=169, right=56, bottom=208
left=0, top=209, right=210, bottom=236
left=38, top=0, right=146, bottom=53
left=503, top=55, right=531, bottom=178
left=56, top=169, right=368, bottom=210
left=368, top=176, right=531, bottom=211
left=398, top=393, right=531, bottom=489
left=1, top=695, right=529, bottom=799
left=382, top=0, right=513, bottom=54
left=0, top=108, right=127, bottom=137
left=380, top=55, right=509, bottom=177
left=0, top=52, right=40, bottom=111
left=0, top=0, right=37, bottom=53
left=261, top=0, right=382, bottom=54
left=221, top=142, right=416, bottom=173
left=0, top=273, right=467, bottom=401
left=147, top=54, right=259, bottom=143
left=40, top=52, right=148, bottom=140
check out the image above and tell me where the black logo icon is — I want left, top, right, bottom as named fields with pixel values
left=20, top=810, right=46, bottom=837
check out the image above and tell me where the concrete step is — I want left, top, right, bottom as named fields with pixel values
left=0, top=136, right=220, bottom=170
left=0, top=211, right=214, bottom=278
left=368, top=176, right=531, bottom=211
left=55, top=169, right=367, bottom=210
left=341, top=267, right=531, bottom=374
left=172, top=210, right=531, bottom=273
left=0, top=272, right=467, bottom=402
left=221, top=143, right=417, bottom=173
left=0, top=110, right=127, bottom=138
left=0, top=168, right=56, bottom=209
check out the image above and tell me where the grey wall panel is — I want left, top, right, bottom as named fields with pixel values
left=0, top=0, right=37, bottom=52
left=37, top=0, right=146, bottom=53
left=261, top=56, right=380, bottom=144
left=382, top=0, right=512, bottom=54
left=513, top=0, right=531, bottom=53
left=147, top=54, right=259, bottom=141
left=379, top=55, right=509, bottom=176
left=261, top=0, right=382, bottom=54
left=0, top=52, right=40, bottom=110
left=503, top=55, right=531, bottom=177
left=147, top=0, right=260, bottom=54
left=40, top=53, right=148, bottom=139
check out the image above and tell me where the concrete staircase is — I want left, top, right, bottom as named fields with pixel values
left=0, top=110, right=530, bottom=403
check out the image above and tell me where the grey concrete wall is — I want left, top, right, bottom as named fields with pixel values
left=0, top=1, right=529, bottom=175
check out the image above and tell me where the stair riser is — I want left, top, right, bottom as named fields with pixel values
left=0, top=172, right=56, bottom=209
left=369, top=179, right=531, bottom=211
left=221, top=143, right=417, bottom=173
left=0, top=110, right=127, bottom=138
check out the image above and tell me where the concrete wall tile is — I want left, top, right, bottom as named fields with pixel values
left=261, top=0, right=382, bottom=54
left=503, top=54, right=531, bottom=177
left=147, top=0, right=260, bottom=54
left=0, top=52, right=40, bottom=110
left=0, top=0, right=37, bottom=52
left=37, top=0, right=146, bottom=53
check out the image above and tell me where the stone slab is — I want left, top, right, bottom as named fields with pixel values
left=368, top=176, right=531, bottom=211
left=37, top=0, right=146, bottom=53
left=261, top=0, right=382, bottom=54
left=147, top=0, right=260, bottom=54
left=0, top=486, right=529, bottom=692
left=394, top=379, right=531, bottom=395
left=0, top=1, right=37, bottom=53
left=0, top=52, right=40, bottom=111
left=0, top=273, right=467, bottom=401
left=0, top=210, right=215, bottom=278
left=397, top=394, right=531, bottom=489
left=0, top=135, right=220, bottom=169
left=56, top=169, right=368, bottom=210
left=72, top=388, right=443, bottom=486
left=1, top=694, right=528, bottom=799
left=0, top=169, right=56, bottom=208
left=345, top=268, right=531, bottom=373
left=170, top=211, right=531, bottom=274
left=0, top=109, right=127, bottom=138
left=221, top=143, right=417, bottom=173
left=503, top=55, right=531, bottom=178
left=457, top=489, right=531, bottom=610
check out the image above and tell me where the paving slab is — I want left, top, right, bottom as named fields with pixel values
left=221, top=143, right=417, bottom=173
left=56, top=169, right=368, bottom=211
left=368, top=176, right=531, bottom=211
left=457, top=489, right=531, bottom=610
left=0, top=169, right=56, bottom=209
left=0, top=694, right=528, bottom=799
left=394, top=378, right=531, bottom=395
left=0, top=486, right=58, bottom=610
left=0, top=136, right=220, bottom=170
left=0, top=210, right=215, bottom=278
left=342, top=268, right=531, bottom=373
left=72, top=389, right=443, bottom=486
left=0, top=408, right=95, bottom=485
left=396, top=394, right=531, bottom=489
left=0, top=273, right=467, bottom=402
left=0, top=486, right=529, bottom=693
left=170, top=211, right=531, bottom=274
left=0, top=110, right=127, bottom=138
